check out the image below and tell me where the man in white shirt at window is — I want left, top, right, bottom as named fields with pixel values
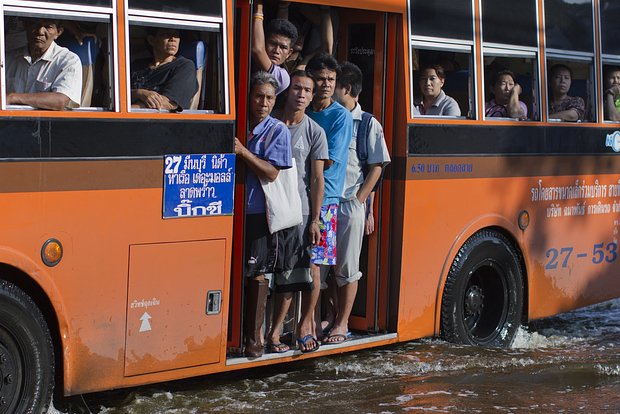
left=6, top=18, right=82, bottom=110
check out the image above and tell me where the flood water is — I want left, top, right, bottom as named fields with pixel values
left=52, top=298, right=620, bottom=413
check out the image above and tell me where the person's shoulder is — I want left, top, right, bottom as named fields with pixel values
left=174, top=55, right=196, bottom=70
left=51, top=43, right=81, bottom=65
left=305, top=115, right=328, bottom=138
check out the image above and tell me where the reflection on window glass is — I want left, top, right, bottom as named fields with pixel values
left=128, top=0, right=222, bottom=17
left=482, top=0, right=536, bottom=47
left=410, top=0, right=472, bottom=41
left=4, top=16, right=113, bottom=110
left=484, top=56, right=538, bottom=121
left=545, top=0, right=593, bottom=52
left=547, top=60, right=592, bottom=122
left=601, top=0, right=620, bottom=55
left=413, top=49, right=471, bottom=117
left=20, top=0, right=111, bottom=6
left=128, top=24, right=223, bottom=112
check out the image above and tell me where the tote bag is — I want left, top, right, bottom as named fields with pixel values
left=259, top=122, right=303, bottom=234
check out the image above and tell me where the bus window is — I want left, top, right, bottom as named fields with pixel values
left=127, top=0, right=222, bottom=17
left=413, top=49, right=472, bottom=118
left=3, top=12, right=113, bottom=111
left=546, top=60, right=593, bottom=122
left=482, top=0, right=537, bottom=48
left=20, top=0, right=112, bottom=6
left=602, top=64, right=620, bottom=122
left=410, top=0, right=473, bottom=41
left=127, top=6, right=226, bottom=114
left=601, top=0, right=620, bottom=56
left=483, top=56, right=539, bottom=121
left=545, top=0, right=594, bottom=53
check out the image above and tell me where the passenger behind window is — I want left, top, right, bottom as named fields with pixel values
left=604, top=66, right=620, bottom=122
left=485, top=70, right=527, bottom=120
left=548, top=64, right=585, bottom=122
left=6, top=18, right=82, bottom=111
left=414, top=64, right=461, bottom=116
left=130, top=27, right=198, bottom=111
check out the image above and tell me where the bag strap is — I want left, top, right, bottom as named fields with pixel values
left=356, top=111, right=374, bottom=163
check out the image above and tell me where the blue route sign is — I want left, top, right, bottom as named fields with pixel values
left=163, top=154, right=236, bottom=218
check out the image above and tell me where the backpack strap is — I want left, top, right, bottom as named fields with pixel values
left=356, top=111, right=384, bottom=192
left=356, top=111, right=374, bottom=163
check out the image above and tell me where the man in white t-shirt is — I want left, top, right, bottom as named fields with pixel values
left=6, top=18, right=82, bottom=110
left=266, top=70, right=329, bottom=353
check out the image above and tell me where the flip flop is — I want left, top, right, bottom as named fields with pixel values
left=321, top=333, right=349, bottom=345
left=266, top=342, right=290, bottom=353
left=296, top=334, right=320, bottom=353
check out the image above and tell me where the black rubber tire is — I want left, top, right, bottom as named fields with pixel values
left=440, top=229, right=524, bottom=347
left=0, top=280, right=54, bottom=414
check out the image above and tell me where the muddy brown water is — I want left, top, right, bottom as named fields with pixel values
left=51, top=298, right=620, bottom=413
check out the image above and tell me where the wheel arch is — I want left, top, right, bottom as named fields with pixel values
left=0, top=259, right=68, bottom=399
left=433, top=215, right=530, bottom=336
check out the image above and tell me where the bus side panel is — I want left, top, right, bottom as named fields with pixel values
left=397, top=156, right=620, bottom=341
left=0, top=160, right=234, bottom=394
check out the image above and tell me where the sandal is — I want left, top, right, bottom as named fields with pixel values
left=266, top=342, right=290, bottom=353
left=296, top=334, right=320, bottom=353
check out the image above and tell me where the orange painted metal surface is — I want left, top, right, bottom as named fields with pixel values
left=396, top=156, right=620, bottom=341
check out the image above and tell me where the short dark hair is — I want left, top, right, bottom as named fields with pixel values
left=550, top=63, right=572, bottom=79
left=491, top=70, right=517, bottom=87
left=421, top=64, right=446, bottom=80
left=604, top=65, right=620, bottom=78
left=337, top=61, right=363, bottom=98
left=266, top=18, right=298, bottom=46
left=289, top=69, right=313, bottom=85
left=306, top=53, right=341, bottom=78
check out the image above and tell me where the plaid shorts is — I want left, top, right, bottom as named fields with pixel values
left=311, top=203, right=338, bottom=265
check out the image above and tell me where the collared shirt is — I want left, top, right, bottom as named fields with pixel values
left=414, top=90, right=461, bottom=116
left=341, top=103, right=391, bottom=201
left=7, top=41, right=82, bottom=108
left=245, top=115, right=293, bottom=214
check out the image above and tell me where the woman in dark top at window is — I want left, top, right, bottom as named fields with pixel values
left=548, top=64, right=585, bottom=122
left=130, top=27, right=198, bottom=111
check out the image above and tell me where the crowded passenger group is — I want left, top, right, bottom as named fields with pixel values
left=235, top=0, right=390, bottom=357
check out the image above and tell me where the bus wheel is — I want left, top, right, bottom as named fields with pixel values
left=440, top=229, right=524, bottom=347
left=0, top=280, right=54, bottom=414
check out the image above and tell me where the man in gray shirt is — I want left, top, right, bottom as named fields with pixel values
left=267, top=70, right=329, bottom=353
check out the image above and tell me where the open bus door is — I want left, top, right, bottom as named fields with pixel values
left=337, top=9, right=396, bottom=334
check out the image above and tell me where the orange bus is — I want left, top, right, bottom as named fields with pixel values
left=1, top=0, right=620, bottom=412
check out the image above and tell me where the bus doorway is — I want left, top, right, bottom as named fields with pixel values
left=337, top=10, right=395, bottom=334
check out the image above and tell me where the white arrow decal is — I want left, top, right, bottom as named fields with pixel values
left=139, top=311, right=152, bottom=332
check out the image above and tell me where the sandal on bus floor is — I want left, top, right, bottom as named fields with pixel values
left=266, top=342, right=290, bottom=353
left=297, top=334, right=320, bottom=353
left=321, top=333, right=349, bottom=345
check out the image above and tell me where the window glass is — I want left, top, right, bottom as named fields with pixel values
left=601, top=0, right=620, bottom=56
left=4, top=15, right=113, bottom=110
left=482, top=0, right=536, bottom=47
left=544, top=0, right=593, bottom=52
left=547, top=60, right=593, bottom=122
left=128, top=1, right=222, bottom=17
left=128, top=24, right=224, bottom=113
left=410, top=0, right=472, bottom=41
left=483, top=56, right=539, bottom=121
left=20, top=0, right=111, bottom=6
left=413, top=49, right=472, bottom=118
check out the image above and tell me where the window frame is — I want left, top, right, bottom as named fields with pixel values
left=124, top=0, right=229, bottom=115
left=0, top=0, right=118, bottom=111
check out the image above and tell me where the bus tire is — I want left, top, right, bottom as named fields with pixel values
left=440, top=229, right=524, bottom=347
left=0, top=280, right=54, bottom=414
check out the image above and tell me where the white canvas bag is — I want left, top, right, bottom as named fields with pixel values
left=258, top=122, right=303, bottom=233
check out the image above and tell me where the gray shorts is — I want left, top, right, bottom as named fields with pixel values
left=319, top=198, right=365, bottom=288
